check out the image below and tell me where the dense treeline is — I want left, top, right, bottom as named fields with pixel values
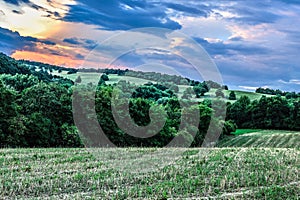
left=256, top=87, right=300, bottom=99
left=19, top=59, right=77, bottom=74
left=0, top=53, right=74, bottom=84
left=0, top=52, right=234, bottom=147
left=0, top=74, right=234, bottom=147
left=226, top=95, right=300, bottom=130
left=0, top=76, right=82, bottom=147
left=74, top=80, right=234, bottom=147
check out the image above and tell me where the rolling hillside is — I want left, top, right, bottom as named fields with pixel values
left=51, top=69, right=273, bottom=101
left=218, top=130, right=300, bottom=148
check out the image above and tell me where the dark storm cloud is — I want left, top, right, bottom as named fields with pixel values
left=62, top=0, right=182, bottom=30
left=3, top=0, right=53, bottom=16
left=193, top=37, right=269, bottom=57
left=0, top=27, right=56, bottom=54
left=63, top=37, right=97, bottom=50
left=3, top=0, right=30, bottom=5
left=163, top=3, right=209, bottom=17
left=63, top=38, right=81, bottom=45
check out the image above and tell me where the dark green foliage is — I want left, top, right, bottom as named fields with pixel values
left=125, top=70, right=188, bottom=85
left=222, top=85, right=229, bottom=90
left=101, top=74, right=109, bottom=81
left=256, top=87, right=299, bottom=99
left=98, top=74, right=110, bottom=85
left=0, top=77, right=81, bottom=147
left=228, top=91, right=236, bottom=100
left=0, top=74, right=39, bottom=91
left=222, top=120, right=237, bottom=135
left=0, top=81, right=21, bottom=147
left=226, top=94, right=300, bottom=131
left=132, top=85, right=174, bottom=101
left=193, top=83, right=209, bottom=98
left=0, top=53, right=31, bottom=75
left=226, top=95, right=251, bottom=127
left=67, top=69, right=78, bottom=74
left=0, top=53, right=76, bottom=84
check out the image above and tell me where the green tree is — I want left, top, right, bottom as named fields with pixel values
left=222, top=120, right=237, bottom=135
left=193, top=84, right=208, bottom=98
left=0, top=81, right=28, bottom=147
left=228, top=91, right=236, bottom=100
left=101, top=74, right=109, bottom=81
left=227, top=95, right=251, bottom=127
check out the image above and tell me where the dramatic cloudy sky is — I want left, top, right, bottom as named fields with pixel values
left=0, top=0, right=300, bottom=91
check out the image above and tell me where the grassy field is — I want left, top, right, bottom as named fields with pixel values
left=232, top=129, right=263, bottom=135
left=52, top=71, right=103, bottom=85
left=0, top=147, right=299, bottom=199
left=51, top=70, right=271, bottom=102
left=204, top=89, right=274, bottom=102
left=106, top=75, right=274, bottom=102
left=218, top=130, right=300, bottom=148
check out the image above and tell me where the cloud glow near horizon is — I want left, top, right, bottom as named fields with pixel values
left=0, top=0, right=300, bottom=91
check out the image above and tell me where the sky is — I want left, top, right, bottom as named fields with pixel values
left=0, top=0, right=300, bottom=91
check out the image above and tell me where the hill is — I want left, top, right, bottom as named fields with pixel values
left=1, top=52, right=300, bottom=148
left=51, top=69, right=273, bottom=102
left=0, top=52, right=277, bottom=102
left=218, top=129, right=300, bottom=148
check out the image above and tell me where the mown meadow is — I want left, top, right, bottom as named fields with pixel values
left=1, top=144, right=299, bottom=199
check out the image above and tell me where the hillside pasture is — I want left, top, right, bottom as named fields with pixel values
left=50, top=70, right=273, bottom=102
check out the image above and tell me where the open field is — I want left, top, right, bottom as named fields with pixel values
left=52, top=71, right=102, bottom=84
left=51, top=70, right=272, bottom=102
left=204, top=89, right=274, bottom=102
left=218, top=130, right=300, bottom=148
left=0, top=147, right=299, bottom=199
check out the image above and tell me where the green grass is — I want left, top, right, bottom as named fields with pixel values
left=227, top=90, right=274, bottom=101
left=0, top=147, right=299, bottom=199
left=106, top=74, right=156, bottom=85
left=218, top=130, right=300, bottom=148
left=233, top=129, right=263, bottom=135
left=51, top=70, right=273, bottom=103
left=204, top=89, right=274, bottom=102
left=52, top=71, right=102, bottom=84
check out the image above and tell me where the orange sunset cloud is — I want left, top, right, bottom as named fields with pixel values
left=12, top=50, right=83, bottom=68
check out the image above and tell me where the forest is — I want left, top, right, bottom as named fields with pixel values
left=1, top=52, right=300, bottom=148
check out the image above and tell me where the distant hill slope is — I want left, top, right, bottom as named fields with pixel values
left=0, top=52, right=74, bottom=84
left=0, top=52, right=31, bottom=75
left=0, top=52, right=275, bottom=101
